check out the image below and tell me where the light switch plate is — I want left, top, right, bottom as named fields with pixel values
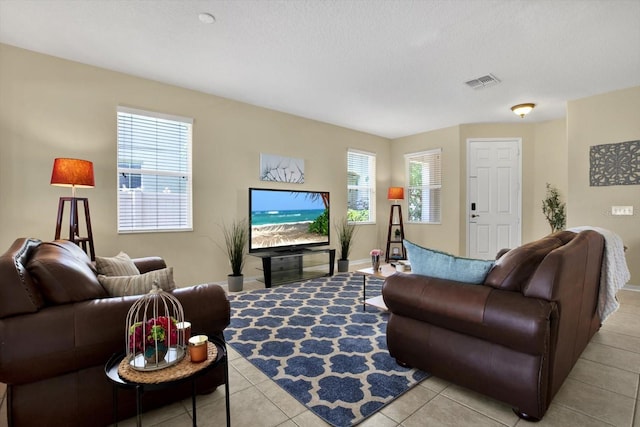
left=611, top=206, right=634, bottom=216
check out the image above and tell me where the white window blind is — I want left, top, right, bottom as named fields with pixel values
left=406, top=149, right=442, bottom=224
left=347, top=149, right=376, bottom=223
left=117, top=107, right=193, bottom=233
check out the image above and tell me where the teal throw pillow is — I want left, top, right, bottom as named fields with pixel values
left=404, top=239, right=494, bottom=285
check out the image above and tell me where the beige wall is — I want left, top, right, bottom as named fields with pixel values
left=567, top=86, right=640, bottom=283
left=391, top=122, right=565, bottom=257
left=532, top=119, right=568, bottom=239
left=390, top=126, right=462, bottom=255
left=2, top=43, right=637, bottom=285
left=390, top=97, right=638, bottom=285
left=0, top=44, right=390, bottom=286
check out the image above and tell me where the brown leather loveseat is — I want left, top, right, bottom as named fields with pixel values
left=0, top=238, right=230, bottom=426
left=382, top=230, right=605, bottom=421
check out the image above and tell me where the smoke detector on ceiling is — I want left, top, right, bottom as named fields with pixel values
left=465, top=74, right=501, bottom=89
left=198, top=13, right=216, bottom=24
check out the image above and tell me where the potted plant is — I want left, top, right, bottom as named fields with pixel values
left=542, top=183, right=566, bottom=233
left=334, top=218, right=358, bottom=272
left=394, top=228, right=401, bottom=240
left=221, top=218, right=248, bottom=292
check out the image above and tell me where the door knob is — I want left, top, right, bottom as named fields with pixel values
left=471, top=214, right=480, bottom=218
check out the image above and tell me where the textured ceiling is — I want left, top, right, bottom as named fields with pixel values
left=1, top=0, right=639, bottom=138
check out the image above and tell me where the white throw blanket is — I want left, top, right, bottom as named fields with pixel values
left=569, top=226, right=630, bottom=323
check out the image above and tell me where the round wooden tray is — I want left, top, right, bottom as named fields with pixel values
left=118, top=342, right=218, bottom=384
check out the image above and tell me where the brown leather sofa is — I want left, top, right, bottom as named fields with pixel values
left=382, top=230, right=604, bottom=421
left=0, top=238, right=231, bottom=427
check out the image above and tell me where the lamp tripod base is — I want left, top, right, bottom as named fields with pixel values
left=54, top=197, right=95, bottom=260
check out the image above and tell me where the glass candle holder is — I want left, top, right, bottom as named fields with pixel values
left=371, top=254, right=380, bottom=272
left=188, top=335, right=208, bottom=363
left=176, top=321, right=191, bottom=345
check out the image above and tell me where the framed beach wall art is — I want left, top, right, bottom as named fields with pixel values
left=260, top=153, right=305, bottom=183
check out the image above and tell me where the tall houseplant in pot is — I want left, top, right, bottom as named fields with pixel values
left=542, top=183, right=566, bottom=233
left=222, top=219, right=248, bottom=292
left=334, top=218, right=358, bottom=273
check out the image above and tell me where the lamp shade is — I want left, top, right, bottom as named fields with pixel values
left=50, top=158, right=95, bottom=188
left=387, top=187, right=404, bottom=200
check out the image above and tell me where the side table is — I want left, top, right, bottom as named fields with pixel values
left=104, top=336, right=230, bottom=427
left=356, top=264, right=397, bottom=311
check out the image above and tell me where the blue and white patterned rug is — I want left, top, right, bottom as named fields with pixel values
left=223, top=272, right=429, bottom=427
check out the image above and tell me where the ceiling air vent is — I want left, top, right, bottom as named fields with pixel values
left=465, top=74, right=501, bottom=89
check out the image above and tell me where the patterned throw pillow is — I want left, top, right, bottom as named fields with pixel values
left=95, top=252, right=140, bottom=276
left=98, top=267, right=175, bottom=297
left=403, top=239, right=494, bottom=285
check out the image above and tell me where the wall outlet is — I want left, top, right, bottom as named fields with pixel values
left=611, top=206, right=634, bottom=216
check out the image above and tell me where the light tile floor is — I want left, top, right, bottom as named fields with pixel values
left=2, top=267, right=640, bottom=427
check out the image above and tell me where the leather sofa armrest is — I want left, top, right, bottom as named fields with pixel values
left=383, top=273, right=492, bottom=327
left=0, top=304, right=76, bottom=385
left=171, top=284, right=230, bottom=338
left=132, top=256, right=167, bottom=274
left=0, top=283, right=230, bottom=386
left=383, top=273, right=554, bottom=355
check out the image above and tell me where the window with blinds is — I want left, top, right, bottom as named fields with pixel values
left=406, top=149, right=442, bottom=224
left=117, top=107, right=193, bottom=233
left=347, top=149, right=376, bottom=223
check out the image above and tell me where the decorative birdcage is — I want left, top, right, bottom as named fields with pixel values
left=125, top=285, right=186, bottom=371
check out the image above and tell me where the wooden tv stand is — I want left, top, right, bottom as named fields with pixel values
left=251, top=248, right=336, bottom=288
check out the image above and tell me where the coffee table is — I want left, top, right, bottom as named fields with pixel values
left=105, top=336, right=230, bottom=427
left=357, top=263, right=398, bottom=311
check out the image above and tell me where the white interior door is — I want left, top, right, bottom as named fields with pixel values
left=467, top=139, right=521, bottom=259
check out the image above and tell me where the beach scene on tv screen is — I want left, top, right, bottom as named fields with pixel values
left=251, top=190, right=329, bottom=250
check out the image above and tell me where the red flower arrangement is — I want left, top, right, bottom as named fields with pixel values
left=128, top=316, right=178, bottom=355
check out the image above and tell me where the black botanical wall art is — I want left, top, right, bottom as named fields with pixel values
left=589, top=140, right=640, bottom=186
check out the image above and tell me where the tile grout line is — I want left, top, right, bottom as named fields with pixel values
left=386, top=382, right=443, bottom=426
left=229, top=357, right=303, bottom=426
left=633, top=373, right=640, bottom=427
left=590, top=339, right=640, bottom=355
left=433, top=392, right=513, bottom=427
left=577, top=350, right=640, bottom=377
left=553, top=401, right=618, bottom=426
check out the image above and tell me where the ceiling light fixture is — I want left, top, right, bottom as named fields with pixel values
left=198, top=13, right=215, bottom=24
left=511, top=103, right=536, bottom=118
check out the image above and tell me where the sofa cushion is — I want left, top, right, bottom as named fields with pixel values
left=404, top=240, right=495, bottom=285
left=27, top=241, right=107, bottom=304
left=98, top=267, right=176, bottom=297
left=383, top=273, right=553, bottom=355
left=95, top=252, right=140, bottom=276
left=55, top=240, right=99, bottom=274
left=484, top=231, right=576, bottom=292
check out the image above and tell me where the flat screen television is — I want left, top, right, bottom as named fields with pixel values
left=249, top=188, right=330, bottom=253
